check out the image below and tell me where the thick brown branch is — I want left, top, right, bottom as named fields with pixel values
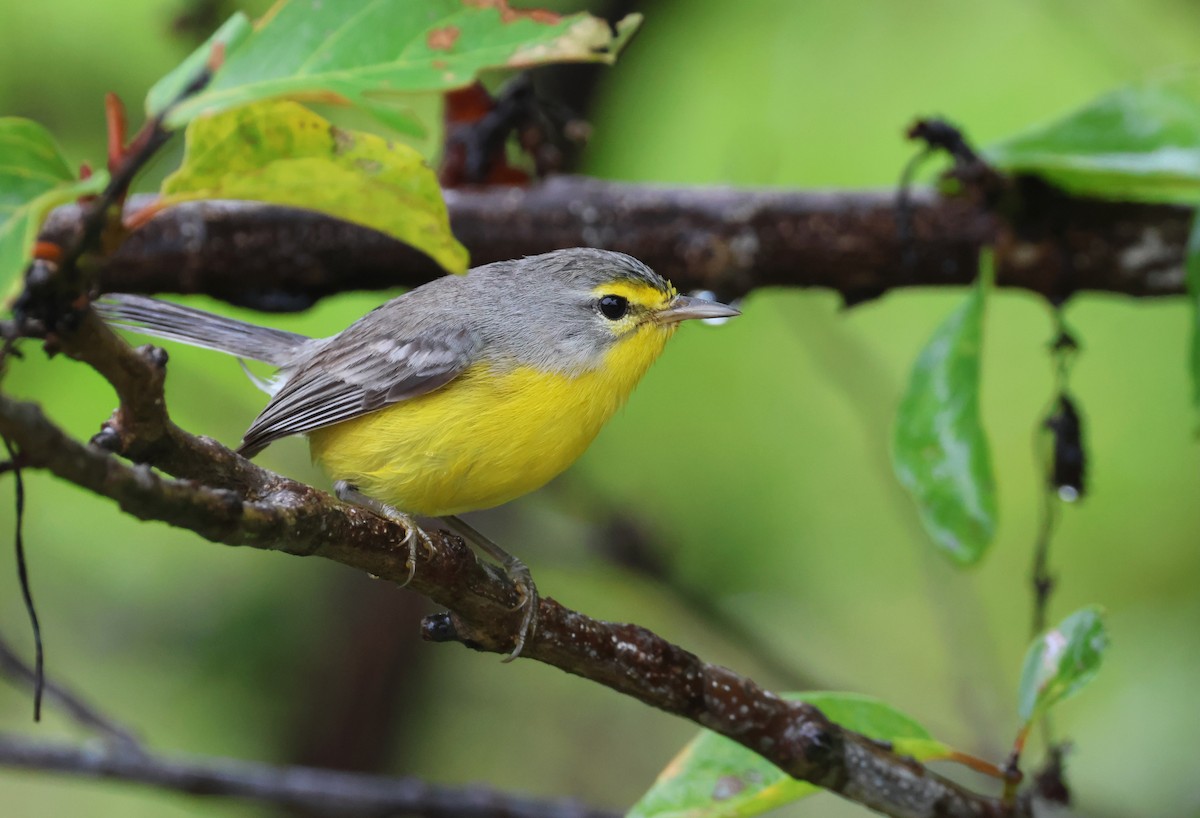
left=40, top=178, right=1192, bottom=308
left=0, top=391, right=1017, bottom=818
left=0, top=733, right=616, bottom=818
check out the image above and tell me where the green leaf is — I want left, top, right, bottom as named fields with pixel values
left=145, top=12, right=253, bottom=119
left=0, top=118, right=109, bottom=297
left=153, top=1, right=643, bottom=133
left=892, top=254, right=996, bottom=565
left=160, top=100, right=467, bottom=274
left=629, top=693, right=952, bottom=818
left=1187, top=213, right=1200, bottom=415
left=986, top=72, right=1200, bottom=203
left=1017, top=605, right=1109, bottom=725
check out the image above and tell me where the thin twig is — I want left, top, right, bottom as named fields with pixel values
left=1030, top=487, right=1060, bottom=639
left=1031, top=312, right=1083, bottom=638
left=0, top=633, right=143, bottom=753
left=1023, top=312, right=1085, bottom=765
left=1, top=437, right=41, bottom=721
left=1028, top=480, right=1060, bottom=758
left=0, top=732, right=617, bottom=818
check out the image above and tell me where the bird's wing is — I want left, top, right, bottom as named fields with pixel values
left=238, top=324, right=479, bottom=457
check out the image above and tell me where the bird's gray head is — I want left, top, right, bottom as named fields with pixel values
left=463, top=247, right=739, bottom=374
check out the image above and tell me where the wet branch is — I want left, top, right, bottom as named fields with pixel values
left=38, top=177, right=1192, bottom=311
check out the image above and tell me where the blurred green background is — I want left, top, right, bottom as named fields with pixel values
left=2, top=1, right=1199, bottom=816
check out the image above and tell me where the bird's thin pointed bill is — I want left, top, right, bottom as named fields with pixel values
left=657, top=295, right=741, bottom=324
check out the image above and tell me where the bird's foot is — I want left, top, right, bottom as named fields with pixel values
left=335, top=481, right=433, bottom=586
left=441, top=515, right=539, bottom=661
left=498, top=554, right=538, bottom=663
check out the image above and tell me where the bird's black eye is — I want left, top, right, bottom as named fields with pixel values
left=598, top=294, right=629, bottom=320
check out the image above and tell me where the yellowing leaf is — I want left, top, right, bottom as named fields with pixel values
left=160, top=101, right=467, bottom=274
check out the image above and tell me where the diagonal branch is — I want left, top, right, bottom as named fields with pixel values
left=39, top=178, right=1193, bottom=310
left=0, top=733, right=618, bottom=818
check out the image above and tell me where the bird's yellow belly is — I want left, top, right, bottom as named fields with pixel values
left=307, top=359, right=649, bottom=517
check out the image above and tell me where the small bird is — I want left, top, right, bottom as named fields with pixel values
left=97, top=248, right=739, bottom=657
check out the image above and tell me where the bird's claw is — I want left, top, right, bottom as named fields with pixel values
left=393, top=513, right=435, bottom=587
left=335, top=480, right=433, bottom=588
left=417, top=526, right=437, bottom=559
left=500, top=556, right=538, bottom=663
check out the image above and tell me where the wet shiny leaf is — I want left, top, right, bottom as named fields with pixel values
left=892, top=257, right=996, bottom=565
left=986, top=72, right=1200, bottom=203
left=1017, top=605, right=1109, bottom=724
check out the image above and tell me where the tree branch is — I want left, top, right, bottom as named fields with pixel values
left=39, top=177, right=1192, bottom=309
left=0, top=733, right=617, bottom=818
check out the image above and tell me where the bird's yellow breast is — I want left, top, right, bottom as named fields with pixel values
left=307, top=323, right=673, bottom=517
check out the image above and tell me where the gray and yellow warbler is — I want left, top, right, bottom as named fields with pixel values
left=98, top=247, right=739, bottom=656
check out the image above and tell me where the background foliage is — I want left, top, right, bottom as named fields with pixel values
left=0, top=1, right=1197, bottom=816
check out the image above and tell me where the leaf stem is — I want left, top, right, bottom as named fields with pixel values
left=14, top=44, right=223, bottom=333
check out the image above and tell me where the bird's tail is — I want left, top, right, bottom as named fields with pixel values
left=94, top=294, right=312, bottom=367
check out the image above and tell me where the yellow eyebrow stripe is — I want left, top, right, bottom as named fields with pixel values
left=590, top=279, right=675, bottom=309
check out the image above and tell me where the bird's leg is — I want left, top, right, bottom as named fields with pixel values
left=441, top=515, right=538, bottom=662
left=334, top=481, right=435, bottom=585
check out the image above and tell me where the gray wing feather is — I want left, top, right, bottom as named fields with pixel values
left=238, top=326, right=478, bottom=457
